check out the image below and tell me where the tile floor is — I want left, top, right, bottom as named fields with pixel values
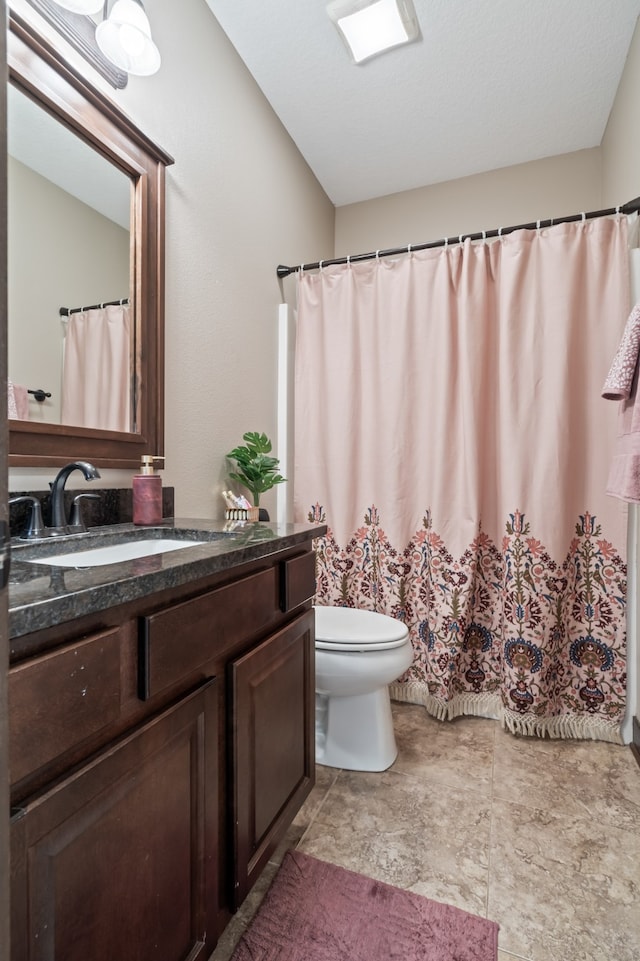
left=211, top=702, right=640, bottom=961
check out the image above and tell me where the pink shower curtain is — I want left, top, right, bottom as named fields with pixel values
left=294, top=217, right=631, bottom=742
left=61, top=303, right=131, bottom=432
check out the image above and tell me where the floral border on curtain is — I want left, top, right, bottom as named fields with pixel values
left=308, top=503, right=627, bottom=744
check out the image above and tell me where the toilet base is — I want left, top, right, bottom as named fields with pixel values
left=315, top=686, right=398, bottom=772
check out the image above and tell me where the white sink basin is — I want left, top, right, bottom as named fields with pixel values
left=27, top=538, right=206, bottom=568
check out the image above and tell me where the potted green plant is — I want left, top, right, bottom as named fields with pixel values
left=226, top=431, right=286, bottom=517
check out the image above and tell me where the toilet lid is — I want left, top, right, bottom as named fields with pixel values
left=314, top=606, right=409, bottom=652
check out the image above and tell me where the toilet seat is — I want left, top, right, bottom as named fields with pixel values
left=314, top=605, right=409, bottom=652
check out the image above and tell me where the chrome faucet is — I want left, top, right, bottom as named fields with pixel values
left=49, top=461, right=101, bottom=531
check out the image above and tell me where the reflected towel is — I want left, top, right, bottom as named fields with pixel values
left=8, top=380, right=29, bottom=420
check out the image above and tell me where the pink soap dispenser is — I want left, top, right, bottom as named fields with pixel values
left=132, top=455, right=164, bottom=525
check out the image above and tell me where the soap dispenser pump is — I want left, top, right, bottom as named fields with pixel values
left=133, top=455, right=164, bottom=526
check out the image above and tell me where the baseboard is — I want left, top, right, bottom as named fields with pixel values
left=632, top=716, right=640, bottom=770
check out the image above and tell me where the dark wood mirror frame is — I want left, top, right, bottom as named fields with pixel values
left=7, top=10, right=174, bottom=469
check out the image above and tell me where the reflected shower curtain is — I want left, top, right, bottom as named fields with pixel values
left=62, top=303, right=131, bottom=432
left=294, top=218, right=631, bottom=742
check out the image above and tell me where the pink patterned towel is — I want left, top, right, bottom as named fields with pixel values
left=7, top=379, right=29, bottom=420
left=602, top=302, right=640, bottom=399
left=604, top=302, right=640, bottom=501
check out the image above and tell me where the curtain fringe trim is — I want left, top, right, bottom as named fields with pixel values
left=389, top=682, right=501, bottom=723
left=500, top=708, right=624, bottom=745
left=389, top=682, right=624, bottom=744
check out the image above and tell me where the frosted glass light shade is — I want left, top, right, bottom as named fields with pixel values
left=53, top=0, right=104, bottom=12
left=96, top=0, right=161, bottom=76
left=327, top=0, right=420, bottom=64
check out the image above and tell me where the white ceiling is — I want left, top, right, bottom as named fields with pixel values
left=205, top=0, right=640, bottom=207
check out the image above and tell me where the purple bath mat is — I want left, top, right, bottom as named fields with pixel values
left=230, top=849, right=499, bottom=960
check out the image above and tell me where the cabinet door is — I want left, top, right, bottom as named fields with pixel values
left=11, top=680, right=218, bottom=961
left=230, top=609, right=315, bottom=907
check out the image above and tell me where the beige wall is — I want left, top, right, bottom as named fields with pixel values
left=7, top=1, right=640, bottom=527
left=602, top=16, right=640, bottom=207
left=335, top=16, right=640, bottom=262
left=133, top=0, right=334, bottom=519
left=8, top=0, right=335, bottom=519
left=335, top=148, right=602, bottom=257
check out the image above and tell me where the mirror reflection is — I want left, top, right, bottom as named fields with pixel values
left=7, top=83, right=133, bottom=430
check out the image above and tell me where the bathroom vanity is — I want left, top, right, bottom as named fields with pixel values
left=5, top=12, right=324, bottom=958
left=7, top=519, right=325, bottom=961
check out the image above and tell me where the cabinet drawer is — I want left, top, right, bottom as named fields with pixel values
left=9, top=627, right=123, bottom=786
left=139, top=567, right=277, bottom=700
left=279, top=551, right=316, bottom=612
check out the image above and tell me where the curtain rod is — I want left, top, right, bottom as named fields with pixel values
left=276, top=196, right=640, bottom=279
left=59, top=297, right=130, bottom=316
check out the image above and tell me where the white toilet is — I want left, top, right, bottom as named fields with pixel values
left=314, top=605, right=413, bottom=772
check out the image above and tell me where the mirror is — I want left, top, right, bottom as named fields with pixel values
left=8, top=83, right=131, bottom=429
left=7, top=10, right=173, bottom=468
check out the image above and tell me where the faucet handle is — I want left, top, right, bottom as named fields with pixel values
left=9, top=496, right=46, bottom=539
left=68, top=493, right=101, bottom=532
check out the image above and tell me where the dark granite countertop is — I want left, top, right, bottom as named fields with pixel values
left=9, top=518, right=326, bottom=640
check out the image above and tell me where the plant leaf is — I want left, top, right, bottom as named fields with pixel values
left=226, top=431, right=286, bottom=507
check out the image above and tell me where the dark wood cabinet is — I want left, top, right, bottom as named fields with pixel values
left=231, top=609, right=315, bottom=906
left=9, top=541, right=317, bottom=960
left=11, top=680, right=218, bottom=961
left=9, top=626, right=124, bottom=785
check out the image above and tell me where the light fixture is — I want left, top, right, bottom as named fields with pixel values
left=45, top=0, right=161, bottom=79
left=95, top=0, right=161, bottom=76
left=327, top=0, right=421, bottom=65
left=53, top=0, right=103, bottom=12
